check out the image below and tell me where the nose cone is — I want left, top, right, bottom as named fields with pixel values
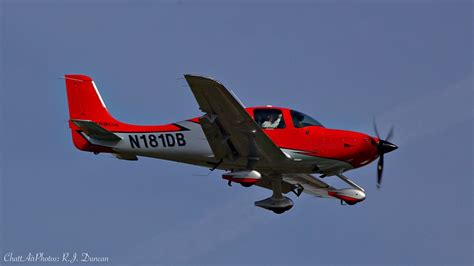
left=379, top=139, right=398, bottom=154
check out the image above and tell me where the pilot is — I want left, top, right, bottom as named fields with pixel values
left=262, top=113, right=282, bottom=129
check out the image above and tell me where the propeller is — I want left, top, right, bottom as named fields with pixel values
left=373, top=121, right=398, bottom=189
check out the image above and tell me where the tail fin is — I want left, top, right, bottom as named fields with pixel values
left=64, top=74, right=182, bottom=152
left=65, top=74, right=116, bottom=122
left=65, top=74, right=116, bottom=152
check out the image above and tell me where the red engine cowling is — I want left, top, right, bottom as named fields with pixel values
left=222, top=170, right=262, bottom=187
left=328, top=188, right=366, bottom=205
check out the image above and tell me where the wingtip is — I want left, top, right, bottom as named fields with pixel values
left=184, top=73, right=200, bottom=78
left=183, top=74, right=226, bottom=88
left=183, top=74, right=217, bottom=81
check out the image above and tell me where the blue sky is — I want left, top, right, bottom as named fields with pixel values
left=1, top=1, right=472, bottom=265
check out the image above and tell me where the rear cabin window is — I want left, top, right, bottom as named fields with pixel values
left=290, top=110, right=324, bottom=128
left=254, top=109, right=285, bottom=129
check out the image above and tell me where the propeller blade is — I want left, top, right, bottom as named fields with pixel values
left=372, top=120, right=397, bottom=189
left=373, top=119, right=380, bottom=139
left=377, top=154, right=384, bottom=189
left=386, top=126, right=395, bottom=142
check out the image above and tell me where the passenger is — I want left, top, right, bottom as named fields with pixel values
left=262, top=113, right=282, bottom=129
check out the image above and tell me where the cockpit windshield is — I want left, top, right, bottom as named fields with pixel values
left=290, top=110, right=324, bottom=128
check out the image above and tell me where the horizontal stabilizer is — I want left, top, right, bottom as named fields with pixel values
left=71, top=119, right=121, bottom=141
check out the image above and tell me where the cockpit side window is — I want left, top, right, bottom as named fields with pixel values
left=254, top=109, right=286, bottom=129
left=290, top=110, right=324, bottom=128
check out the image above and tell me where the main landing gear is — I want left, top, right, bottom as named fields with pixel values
left=254, top=175, right=293, bottom=214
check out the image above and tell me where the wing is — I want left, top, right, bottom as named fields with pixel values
left=184, top=75, right=288, bottom=167
left=282, top=173, right=336, bottom=199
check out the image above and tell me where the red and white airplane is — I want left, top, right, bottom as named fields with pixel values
left=64, top=74, right=397, bottom=214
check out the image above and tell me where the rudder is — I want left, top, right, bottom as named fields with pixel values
left=64, top=74, right=115, bottom=122
left=64, top=74, right=116, bottom=152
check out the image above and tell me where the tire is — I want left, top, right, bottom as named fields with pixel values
left=272, top=209, right=286, bottom=214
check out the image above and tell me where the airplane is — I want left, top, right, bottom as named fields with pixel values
left=63, top=74, right=398, bottom=214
